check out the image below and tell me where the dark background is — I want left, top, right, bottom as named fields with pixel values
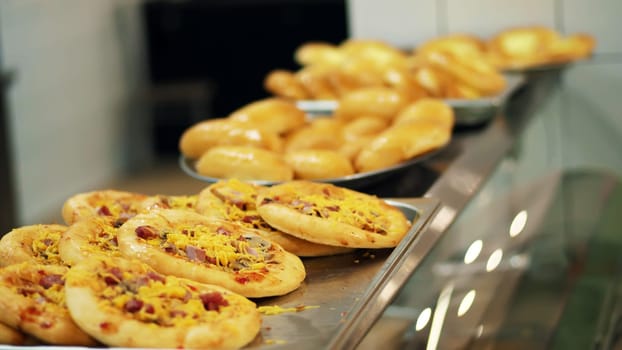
left=142, top=0, right=348, bottom=156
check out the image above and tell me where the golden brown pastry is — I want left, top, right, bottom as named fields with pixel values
left=264, top=69, right=310, bottom=100
left=417, top=34, right=486, bottom=57
left=284, top=117, right=345, bottom=152
left=487, top=26, right=561, bottom=69
left=256, top=181, right=411, bottom=248
left=116, top=209, right=306, bottom=298
left=227, top=98, right=307, bottom=135
left=334, top=87, right=411, bottom=122
left=296, top=65, right=339, bottom=100
left=355, top=121, right=451, bottom=172
left=195, top=146, right=294, bottom=182
left=58, top=217, right=123, bottom=266
left=285, top=149, right=355, bottom=180
left=65, top=256, right=261, bottom=349
left=392, top=98, right=455, bottom=130
left=294, top=41, right=344, bottom=67
left=179, top=118, right=283, bottom=159
left=341, top=116, right=389, bottom=142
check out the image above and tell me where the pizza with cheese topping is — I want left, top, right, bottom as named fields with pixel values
left=65, top=257, right=261, bottom=349
left=196, top=179, right=353, bottom=257
left=0, top=263, right=96, bottom=345
left=256, top=181, right=411, bottom=248
left=0, top=224, right=67, bottom=267
left=140, top=194, right=198, bottom=212
left=58, top=217, right=123, bottom=266
left=116, top=209, right=306, bottom=298
left=61, top=190, right=148, bottom=225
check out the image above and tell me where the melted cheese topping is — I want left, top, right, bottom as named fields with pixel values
left=31, top=226, right=63, bottom=265
left=85, top=220, right=122, bottom=256
left=141, top=223, right=273, bottom=274
left=5, top=268, right=66, bottom=307
left=257, top=304, right=319, bottom=315
left=267, top=186, right=397, bottom=235
left=210, top=180, right=275, bottom=232
left=90, top=267, right=236, bottom=327
left=145, top=195, right=198, bottom=211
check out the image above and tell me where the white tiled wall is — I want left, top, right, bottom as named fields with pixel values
left=0, top=0, right=148, bottom=224
left=348, top=0, right=622, bottom=176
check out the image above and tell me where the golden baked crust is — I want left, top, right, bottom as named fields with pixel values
left=65, top=257, right=260, bottom=349
left=195, top=146, right=294, bottom=182
left=355, top=121, right=451, bottom=172
left=61, top=189, right=148, bottom=226
left=0, top=263, right=96, bottom=345
left=227, top=98, right=307, bottom=135
left=179, top=118, right=284, bottom=159
left=256, top=181, right=411, bottom=248
left=117, top=209, right=306, bottom=297
left=285, top=149, right=355, bottom=180
left=392, top=98, right=455, bottom=129
left=0, top=224, right=67, bottom=267
left=196, top=179, right=353, bottom=257
left=334, top=87, right=410, bottom=122
left=0, top=322, right=26, bottom=345
left=264, top=69, right=310, bottom=100
left=140, top=194, right=198, bottom=212
left=59, top=217, right=123, bottom=266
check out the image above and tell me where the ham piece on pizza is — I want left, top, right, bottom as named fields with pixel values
left=196, top=179, right=353, bottom=257
left=256, top=181, right=412, bottom=248
left=61, top=190, right=148, bottom=225
left=0, top=263, right=96, bottom=345
left=65, top=257, right=261, bottom=349
left=117, top=209, right=306, bottom=298
left=0, top=224, right=67, bottom=267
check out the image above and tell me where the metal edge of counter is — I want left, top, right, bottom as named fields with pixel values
left=327, top=72, right=562, bottom=350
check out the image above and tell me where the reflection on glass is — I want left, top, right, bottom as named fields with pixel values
left=457, top=290, right=476, bottom=317
left=509, top=210, right=528, bottom=237
left=427, top=283, right=454, bottom=350
left=415, top=307, right=432, bottom=331
left=476, top=324, right=484, bottom=338
left=464, top=240, right=483, bottom=264
left=486, top=249, right=503, bottom=272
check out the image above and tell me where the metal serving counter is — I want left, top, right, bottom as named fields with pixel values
left=249, top=71, right=574, bottom=349
left=347, top=70, right=622, bottom=349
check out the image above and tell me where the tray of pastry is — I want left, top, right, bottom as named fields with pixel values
left=0, top=187, right=440, bottom=350
left=296, top=73, right=525, bottom=126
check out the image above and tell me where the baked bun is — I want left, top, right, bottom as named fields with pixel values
left=284, top=149, right=355, bottom=180
left=0, top=263, right=96, bottom=345
left=117, top=209, right=306, bottom=298
left=195, top=146, right=294, bottom=182
left=227, top=98, right=307, bottom=135
left=392, top=98, right=455, bottom=129
left=0, top=224, right=67, bottom=266
left=487, top=26, right=561, bottom=69
left=179, top=118, right=283, bottom=159
left=355, top=121, right=451, bottom=172
left=284, top=117, right=345, bottom=152
left=294, top=41, right=344, bottom=67
left=264, top=69, right=310, bottom=100
left=65, top=257, right=260, bottom=349
left=256, top=181, right=411, bottom=248
left=196, top=179, right=353, bottom=257
left=61, top=190, right=148, bottom=225
left=334, top=87, right=411, bottom=122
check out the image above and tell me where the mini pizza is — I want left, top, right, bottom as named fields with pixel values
left=0, top=224, right=67, bottom=267
left=65, top=257, right=261, bottom=349
left=140, top=194, right=198, bottom=212
left=196, top=179, right=353, bottom=257
left=59, top=217, right=123, bottom=266
left=0, top=263, right=96, bottom=345
left=256, top=181, right=411, bottom=248
left=117, top=209, right=306, bottom=298
left=62, top=189, right=149, bottom=225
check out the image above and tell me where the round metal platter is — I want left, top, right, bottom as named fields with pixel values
left=179, top=148, right=440, bottom=190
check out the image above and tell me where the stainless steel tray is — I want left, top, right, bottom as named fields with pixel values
left=296, top=74, right=525, bottom=126
left=0, top=198, right=440, bottom=350
left=179, top=148, right=439, bottom=190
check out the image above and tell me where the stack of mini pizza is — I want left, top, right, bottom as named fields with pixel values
left=0, top=179, right=411, bottom=348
